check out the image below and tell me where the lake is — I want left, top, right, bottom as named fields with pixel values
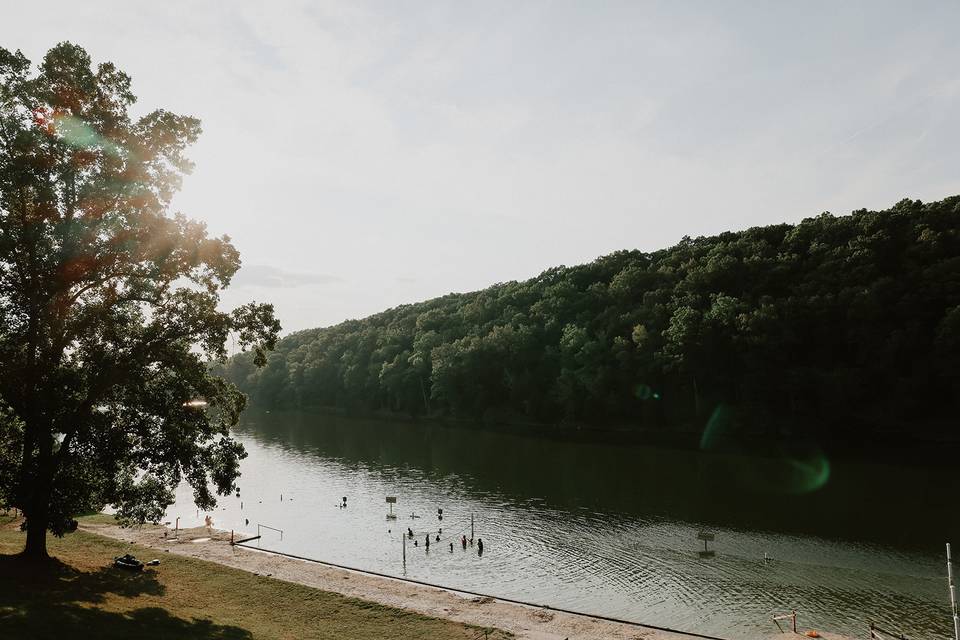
left=164, top=410, right=957, bottom=639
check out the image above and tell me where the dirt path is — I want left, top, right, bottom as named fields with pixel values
left=81, top=520, right=693, bottom=640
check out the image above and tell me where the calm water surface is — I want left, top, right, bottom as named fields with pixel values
left=165, top=411, right=957, bottom=639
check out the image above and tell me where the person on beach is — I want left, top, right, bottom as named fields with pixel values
left=477, top=538, right=484, bottom=555
left=461, top=535, right=467, bottom=550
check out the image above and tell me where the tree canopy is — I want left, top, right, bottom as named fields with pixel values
left=221, top=196, right=960, bottom=443
left=0, top=43, right=280, bottom=558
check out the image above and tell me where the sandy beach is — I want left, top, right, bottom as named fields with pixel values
left=80, top=519, right=693, bottom=640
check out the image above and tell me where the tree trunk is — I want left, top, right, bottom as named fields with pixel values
left=20, top=416, right=54, bottom=561
left=22, top=505, right=49, bottom=560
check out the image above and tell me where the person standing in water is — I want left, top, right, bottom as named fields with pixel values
left=461, top=535, right=467, bottom=550
left=425, top=535, right=430, bottom=549
left=477, top=538, right=484, bottom=556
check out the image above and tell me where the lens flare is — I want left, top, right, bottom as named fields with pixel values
left=55, top=114, right=123, bottom=157
left=634, top=384, right=661, bottom=401
left=634, top=384, right=652, bottom=400
left=784, top=454, right=831, bottom=494
left=699, top=403, right=831, bottom=494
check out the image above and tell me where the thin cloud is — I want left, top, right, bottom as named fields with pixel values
left=5, top=1, right=958, bottom=333
left=231, top=264, right=343, bottom=289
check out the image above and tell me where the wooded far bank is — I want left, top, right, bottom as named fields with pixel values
left=219, top=196, right=960, bottom=443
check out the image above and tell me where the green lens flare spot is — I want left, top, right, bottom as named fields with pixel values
left=699, top=403, right=830, bottom=495
left=57, top=114, right=123, bottom=156
left=784, top=454, right=831, bottom=494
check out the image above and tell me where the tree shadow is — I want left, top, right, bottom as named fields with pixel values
left=0, top=554, right=251, bottom=639
left=0, top=553, right=165, bottom=603
left=1, top=603, right=252, bottom=640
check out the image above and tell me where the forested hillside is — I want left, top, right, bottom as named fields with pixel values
left=219, top=196, right=960, bottom=440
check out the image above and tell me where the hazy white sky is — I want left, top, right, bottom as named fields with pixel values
left=4, top=1, right=959, bottom=333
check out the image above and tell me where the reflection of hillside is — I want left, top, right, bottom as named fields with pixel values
left=236, top=410, right=956, bottom=550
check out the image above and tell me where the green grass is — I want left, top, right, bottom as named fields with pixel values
left=0, top=515, right=509, bottom=639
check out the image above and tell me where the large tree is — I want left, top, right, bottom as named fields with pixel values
left=0, top=43, right=280, bottom=559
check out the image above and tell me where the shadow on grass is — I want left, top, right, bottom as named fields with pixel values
left=0, top=554, right=251, bottom=639
left=0, top=553, right=166, bottom=603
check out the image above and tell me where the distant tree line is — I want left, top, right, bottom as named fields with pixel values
left=218, top=196, right=960, bottom=441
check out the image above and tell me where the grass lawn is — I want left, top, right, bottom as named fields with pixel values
left=0, top=514, right=509, bottom=639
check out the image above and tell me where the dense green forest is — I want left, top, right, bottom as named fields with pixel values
left=219, top=196, right=960, bottom=441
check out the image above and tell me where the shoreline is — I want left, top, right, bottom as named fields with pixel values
left=78, top=519, right=860, bottom=640
left=79, top=519, right=701, bottom=640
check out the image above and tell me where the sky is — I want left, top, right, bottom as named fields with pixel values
left=3, top=1, right=959, bottom=333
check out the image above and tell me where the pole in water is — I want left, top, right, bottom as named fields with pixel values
left=471, top=513, right=474, bottom=541
left=402, top=530, right=406, bottom=567
left=948, top=542, right=959, bottom=640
